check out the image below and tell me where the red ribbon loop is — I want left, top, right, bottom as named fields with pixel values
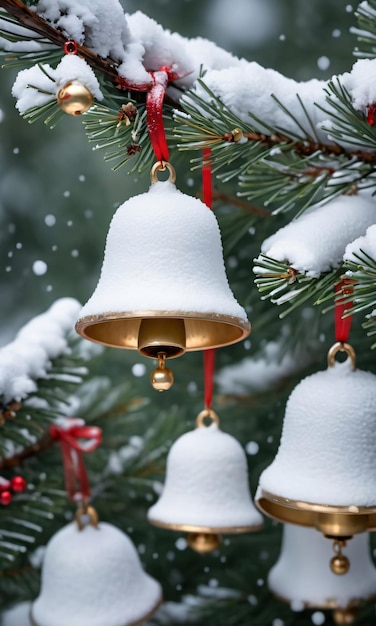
left=334, top=279, right=354, bottom=343
left=50, top=419, right=102, bottom=502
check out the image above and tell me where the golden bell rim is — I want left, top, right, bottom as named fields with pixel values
left=148, top=518, right=263, bottom=534
left=257, top=489, right=376, bottom=537
left=75, top=309, right=251, bottom=351
left=271, top=588, right=376, bottom=611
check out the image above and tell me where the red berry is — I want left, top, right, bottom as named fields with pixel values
left=11, top=476, right=27, bottom=492
left=1, top=491, right=12, bottom=505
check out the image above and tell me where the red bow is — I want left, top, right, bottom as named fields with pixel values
left=50, top=419, right=102, bottom=502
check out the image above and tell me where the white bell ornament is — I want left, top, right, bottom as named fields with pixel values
left=76, top=163, right=250, bottom=390
left=148, top=409, right=263, bottom=553
left=257, top=342, right=376, bottom=573
left=31, top=506, right=162, bottom=626
left=269, top=525, right=376, bottom=625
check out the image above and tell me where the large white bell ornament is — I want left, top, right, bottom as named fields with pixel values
left=269, top=525, right=376, bottom=625
left=31, top=506, right=162, bottom=626
left=256, top=342, right=376, bottom=572
left=148, top=409, right=263, bottom=553
left=76, top=163, right=250, bottom=390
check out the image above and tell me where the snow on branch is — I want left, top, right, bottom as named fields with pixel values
left=0, top=298, right=81, bottom=404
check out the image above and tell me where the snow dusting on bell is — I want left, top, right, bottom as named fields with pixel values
left=78, top=180, right=248, bottom=323
left=257, top=360, right=376, bottom=506
left=269, top=525, right=376, bottom=608
left=31, top=521, right=162, bottom=626
left=148, top=421, right=262, bottom=530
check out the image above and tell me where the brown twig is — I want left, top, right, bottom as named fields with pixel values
left=237, top=131, right=376, bottom=165
left=212, top=190, right=269, bottom=216
left=0, top=432, right=55, bottom=470
left=0, top=0, right=121, bottom=83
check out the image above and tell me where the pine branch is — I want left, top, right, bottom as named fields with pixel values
left=0, top=432, right=53, bottom=470
left=175, top=81, right=376, bottom=215
left=352, top=0, right=376, bottom=58
left=253, top=253, right=342, bottom=317
left=0, top=0, right=121, bottom=85
left=343, top=250, right=376, bottom=315
left=176, top=81, right=376, bottom=164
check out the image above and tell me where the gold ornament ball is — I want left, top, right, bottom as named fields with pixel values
left=330, top=553, right=350, bottom=575
left=187, top=532, right=221, bottom=554
left=151, top=365, right=174, bottom=391
left=332, top=608, right=358, bottom=625
left=57, top=80, right=94, bottom=116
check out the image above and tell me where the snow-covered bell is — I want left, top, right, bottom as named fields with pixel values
left=31, top=506, right=162, bottom=626
left=269, top=525, right=376, bottom=625
left=257, top=342, right=376, bottom=572
left=76, top=164, right=250, bottom=390
left=148, top=409, right=263, bottom=553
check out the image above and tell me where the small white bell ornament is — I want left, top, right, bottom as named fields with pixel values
left=257, top=342, right=376, bottom=573
left=269, top=525, right=376, bottom=625
left=76, top=163, right=250, bottom=391
left=148, top=408, right=263, bottom=553
left=31, top=506, right=162, bottom=626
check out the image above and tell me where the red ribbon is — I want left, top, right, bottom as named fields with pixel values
left=334, top=279, right=354, bottom=343
left=367, top=103, right=376, bottom=126
left=201, top=146, right=216, bottom=408
left=202, top=148, right=213, bottom=208
left=146, top=70, right=170, bottom=163
left=118, top=64, right=189, bottom=164
left=50, top=419, right=102, bottom=502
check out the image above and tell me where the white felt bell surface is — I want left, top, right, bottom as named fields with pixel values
left=31, top=521, right=162, bottom=626
left=269, top=525, right=376, bottom=608
left=2, top=602, right=32, bottom=625
left=78, top=180, right=247, bottom=321
left=257, top=360, right=376, bottom=506
left=148, top=423, right=263, bottom=529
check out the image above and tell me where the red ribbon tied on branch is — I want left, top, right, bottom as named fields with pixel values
left=117, top=64, right=189, bottom=164
left=50, top=418, right=102, bottom=502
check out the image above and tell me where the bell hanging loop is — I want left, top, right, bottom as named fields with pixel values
left=75, top=503, right=99, bottom=531
left=196, top=408, right=220, bottom=428
left=150, top=161, right=176, bottom=184
left=327, top=342, right=356, bottom=370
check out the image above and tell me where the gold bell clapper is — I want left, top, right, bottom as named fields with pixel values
left=256, top=341, right=376, bottom=573
left=268, top=524, right=376, bottom=625
left=76, top=161, right=250, bottom=389
left=31, top=505, right=162, bottom=626
left=147, top=408, right=263, bottom=553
